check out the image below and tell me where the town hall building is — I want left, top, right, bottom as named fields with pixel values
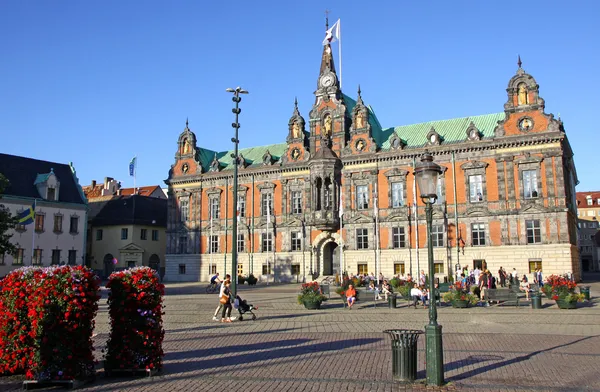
left=164, top=35, right=579, bottom=283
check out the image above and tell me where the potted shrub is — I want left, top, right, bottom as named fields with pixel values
left=246, top=274, right=258, bottom=286
left=298, top=282, right=327, bottom=309
left=543, top=275, right=584, bottom=309
left=237, top=275, right=246, bottom=285
left=443, top=282, right=479, bottom=308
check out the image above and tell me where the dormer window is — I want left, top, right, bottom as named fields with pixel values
left=587, top=197, right=593, bottom=206
left=47, top=187, right=56, bottom=201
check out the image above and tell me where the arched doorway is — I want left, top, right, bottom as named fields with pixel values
left=322, top=242, right=339, bottom=276
left=103, top=253, right=114, bottom=278
left=149, top=254, right=160, bottom=272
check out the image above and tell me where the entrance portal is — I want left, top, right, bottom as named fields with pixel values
left=322, top=242, right=340, bottom=275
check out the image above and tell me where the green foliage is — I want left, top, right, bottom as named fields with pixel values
left=297, top=282, right=327, bottom=304
left=0, top=174, right=18, bottom=257
left=443, top=289, right=479, bottom=306
left=237, top=275, right=246, bottom=285
left=246, top=274, right=257, bottom=285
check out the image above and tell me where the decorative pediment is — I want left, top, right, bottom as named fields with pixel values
left=262, top=150, right=273, bottom=166
left=347, top=213, right=373, bottom=224
left=257, top=182, right=276, bottom=191
left=389, top=134, right=406, bottom=150
left=206, top=187, right=223, bottom=196
left=466, top=121, right=481, bottom=141
left=520, top=201, right=546, bottom=214
left=461, top=161, right=489, bottom=171
left=515, top=154, right=543, bottom=166
left=426, top=127, right=442, bottom=146
left=383, top=209, right=410, bottom=222
left=209, top=153, right=221, bottom=172
left=205, top=221, right=223, bottom=231
left=119, top=243, right=144, bottom=253
left=384, top=168, right=410, bottom=179
left=465, top=206, right=488, bottom=217
left=281, top=217, right=304, bottom=228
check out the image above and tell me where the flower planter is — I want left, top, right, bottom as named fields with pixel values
left=555, top=300, right=577, bottom=309
left=303, top=300, right=322, bottom=310
left=451, top=300, right=470, bottom=308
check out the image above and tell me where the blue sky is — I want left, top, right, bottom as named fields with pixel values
left=1, top=1, right=599, bottom=191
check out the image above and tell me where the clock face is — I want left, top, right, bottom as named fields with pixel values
left=430, top=134, right=437, bottom=143
left=470, top=129, right=478, bottom=139
left=320, top=73, right=335, bottom=88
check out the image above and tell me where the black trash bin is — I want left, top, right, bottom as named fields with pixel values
left=580, top=286, right=591, bottom=301
left=383, top=329, right=423, bottom=382
left=531, top=292, right=542, bottom=309
left=388, top=293, right=397, bottom=309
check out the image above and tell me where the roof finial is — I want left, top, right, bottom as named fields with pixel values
left=357, top=84, right=361, bottom=96
left=186, top=117, right=189, bottom=128
left=517, top=55, right=522, bottom=69
left=294, top=96, right=298, bottom=108
left=325, top=9, right=330, bottom=30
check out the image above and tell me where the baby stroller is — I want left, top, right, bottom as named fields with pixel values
left=235, top=295, right=258, bottom=321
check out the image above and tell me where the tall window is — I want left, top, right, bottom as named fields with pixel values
left=523, top=170, right=538, bottom=199
left=69, top=216, right=78, bottom=234
left=210, top=198, right=220, bottom=219
left=237, top=234, right=245, bottom=252
left=33, top=249, right=43, bottom=265
left=292, top=191, right=303, bottom=214
left=391, top=182, right=404, bottom=208
left=392, top=227, right=406, bottom=248
left=356, top=228, right=369, bottom=249
left=180, top=199, right=189, bottom=222
left=14, top=248, right=24, bottom=265
left=96, top=229, right=103, bottom=241
left=179, top=264, right=186, bottom=274
left=356, top=185, right=369, bottom=210
left=179, top=236, right=187, bottom=254
left=47, top=187, right=56, bottom=201
left=51, top=249, right=61, bottom=265
left=587, top=198, right=593, bottom=206
left=262, top=264, right=272, bottom=275
left=291, top=264, right=301, bottom=275
left=471, top=223, right=486, bottom=246
left=357, top=263, right=368, bottom=275
left=434, top=178, right=444, bottom=204
left=152, top=230, right=159, bottom=241
left=394, top=263, right=405, bottom=276
left=434, top=262, right=444, bottom=274
left=121, top=228, right=128, bottom=240
left=526, top=220, right=541, bottom=244
left=68, top=250, right=77, bottom=265
left=140, top=228, right=147, bottom=240
left=35, top=214, right=44, bottom=232
left=262, top=232, right=273, bottom=252
left=210, top=235, right=219, bottom=253
left=237, top=263, right=244, bottom=276
left=469, top=175, right=484, bottom=202
left=431, top=224, right=444, bottom=247
left=291, top=231, right=302, bottom=251
left=53, top=215, right=63, bottom=233
left=261, top=193, right=273, bottom=216
left=237, top=195, right=246, bottom=218
left=528, top=259, right=542, bottom=273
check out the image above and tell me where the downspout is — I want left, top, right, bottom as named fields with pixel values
left=224, top=176, right=228, bottom=275
left=452, top=151, right=460, bottom=281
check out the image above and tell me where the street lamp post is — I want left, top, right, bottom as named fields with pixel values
left=414, top=151, right=444, bottom=386
left=226, top=86, right=248, bottom=297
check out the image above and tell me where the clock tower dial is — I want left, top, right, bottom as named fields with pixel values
left=319, top=73, right=336, bottom=88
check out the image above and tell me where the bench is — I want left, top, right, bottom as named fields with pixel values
left=341, top=288, right=383, bottom=308
left=486, top=288, right=521, bottom=306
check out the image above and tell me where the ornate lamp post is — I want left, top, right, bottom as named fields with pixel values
left=226, top=86, right=248, bottom=297
left=414, top=151, right=444, bottom=386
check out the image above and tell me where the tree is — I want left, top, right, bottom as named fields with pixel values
left=0, top=173, right=18, bottom=257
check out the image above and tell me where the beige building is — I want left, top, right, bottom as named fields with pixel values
left=0, top=154, right=87, bottom=276
left=576, top=191, right=600, bottom=221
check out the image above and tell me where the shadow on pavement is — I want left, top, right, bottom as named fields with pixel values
left=166, top=338, right=312, bottom=360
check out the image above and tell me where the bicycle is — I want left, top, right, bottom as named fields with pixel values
left=320, top=276, right=335, bottom=286
left=205, top=282, right=220, bottom=294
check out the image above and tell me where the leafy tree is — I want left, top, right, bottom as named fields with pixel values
left=0, top=173, right=18, bottom=257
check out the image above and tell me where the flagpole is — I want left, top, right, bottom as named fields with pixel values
left=413, top=157, right=419, bottom=276
left=31, top=199, right=36, bottom=266
left=338, top=19, right=342, bottom=89
left=374, top=182, right=380, bottom=285
left=267, top=199, right=271, bottom=286
left=339, top=189, right=344, bottom=277
left=210, top=214, right=213, bottom=279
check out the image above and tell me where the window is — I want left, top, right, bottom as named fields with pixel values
left=35, top=214, right=44, bottom=232
left=179, top=236, right=187, bottom=254
left=597, top=198, right=600, bottom=205
left=292, top=191, right=303, bottom=214
left=237, top=234, right=245, bottom=252
left=237, top=263, right=243, bottom=276
left=525, top=219, right=541, bottom=244
left=179, top=264, right=186, bottom=274
left=33, top=249, right=42, bottom=265
left=471, top=223, right=486, bottom=246
left=391, top=183, right=404, bottom=208
left=69, top=216, right=78, bottom=234
left=121, top=228, right=128, bottom=240
left=434, top=178, right=444, bottom=204
left=431, top=224, right=444, bottom=247
left=356, top=185, right=369, bottom=210
left=469, top=175, right=484, bottom=202
left=262, top=232, right=273, bottom=252
left=209, top=264, right=217, bottom=274
left=262, top=264, right=272, bottom=275
left=53, top=215, right=63, bottom=233
left=152, top=230, right=159, bottom=241
left=291, top=264, right=301, bottom=275
left=357, top=263, right=368, bottom=275
left=14, top=248, right=24, bottom=265
left=473, top=259, right=486, bottom=270
left=587, top=198, right=592, bottom=206
left=523, top=170, right=538, bottom=199
left=47, top=187, right=56, bottom=201
left=140, top=228, right=148, bottom=240
left=68, top=250, right=77, bottom=265
left=587, top=210, right=595, bottom=217
left=528, top=259, right=542, bottom=273
left=127, top=260, right=136, bottom=268
left=210, top=235, right=219, bottom=253
left=180, top=199, right=189, bottom=222
left=261, top=193, right=273, bottom=216
left=15, top=223, right=26, bottom=232
left=291, top=231, right=302, bottom=251
left=392, top=227, right=406, bottom=248
left=51, top=249, right=61, bottom=265
left=238, top=195, right=246, bottom=218
left=210, top=198, right=220, bottom=219
left=356, top=228, right=369, bottom=249
left=434, top=262, right=444, bottom=274
left=96, top=229, right=103, bottom=241
left=394, top=263, right=405, bottom=276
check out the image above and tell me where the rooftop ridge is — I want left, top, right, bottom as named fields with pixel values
left=391, top=112, right=504, bottom=130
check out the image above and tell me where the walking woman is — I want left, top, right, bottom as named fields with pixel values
left=220, top=280, right=233, bottom=323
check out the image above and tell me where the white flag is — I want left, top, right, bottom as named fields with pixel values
left=374, top=195, right=379, bottom=216
left=338, top=190, right=344, bottom=218
left=236, top=203, right=241, bottom=223
left=322, top=19, right=340, bottom=45
left=266, top=202, right=271, bottom=224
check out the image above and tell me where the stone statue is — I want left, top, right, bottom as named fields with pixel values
left=356, top=140, right=365, bottom=151
left=324, top=116, right=332, bottom=136
left=182, top=138, right=190, bottom=154
left=292, top=122, right=301, bottom=138
left=356, top=112, right=365, bottom=129
left=517, top=83, right=528, bottom=105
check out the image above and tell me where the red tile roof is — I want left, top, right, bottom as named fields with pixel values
left=82, top=184, right=104, bottom=199
left=576, top=192, right=600, bottom=208
left=119, top=185, right=162, bottom=197
left=83, top=184, right=163, bottom=199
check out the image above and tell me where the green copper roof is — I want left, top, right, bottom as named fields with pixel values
left=379, top=112, right=505, bottom=149
left=197, top=143, right=289, bottom=172
left=34, top=172, right=51, bottom=185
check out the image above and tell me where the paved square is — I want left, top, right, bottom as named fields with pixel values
left=1, top=281, right=599, bottom=391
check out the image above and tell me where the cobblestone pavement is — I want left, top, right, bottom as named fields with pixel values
left=1, top=280, right=600, bottom=392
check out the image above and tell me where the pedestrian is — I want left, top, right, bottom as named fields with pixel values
left=498, top=267, right=506, bottom=287
left=419, top=270, right=426, bottom=286
left=536, top=268, right=543, bottom=288
left=346, top=284, right=357, bottom=309
left=212, top=274, right=233, bottom=321
left=220, top=280, right=234, bottom=323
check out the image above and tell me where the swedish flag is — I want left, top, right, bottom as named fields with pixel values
left=17, top=204, right=35, bottom=225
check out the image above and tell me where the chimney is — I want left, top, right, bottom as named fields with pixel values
left=117, top=189, right=122, bottom=196
left=91, top=180, right=96, bottom=187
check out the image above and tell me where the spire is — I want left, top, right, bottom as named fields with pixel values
left=319, top=44, right=336, bottom=76
left=356, top=84, right=363, bottom=105
left=325, top=9, right=330, bottom=29
left=517, top=55, right=522, bottom=69
left=185, top=117, right=189, bottom=129
left=292, top=97, right=300, bottom=116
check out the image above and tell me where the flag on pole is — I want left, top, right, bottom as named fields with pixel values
left=236, top=202, right=241, bottom=223
left=322, top=19, right=340, bottom=45
left=129, top=157, right=136, bottom=177
left=339, top=189, right=344, bottom=218
left=17, top=203, right=35, bottom=225
left=266, top=204, right=271, bottom=224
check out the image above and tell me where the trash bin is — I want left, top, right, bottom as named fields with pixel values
left=580, top=286, right=591, bottom=301
left=383, top=329, right=423, bottom=382
left=531, top=292, right=542, bottom=309
left=388, top=293, right=397, bottom=309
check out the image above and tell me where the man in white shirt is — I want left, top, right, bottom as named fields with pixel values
left=511, top=268, right=518, bottom=286
left=473, top=267, right=481, bottom=285
left=410, top=283, right=423, bottom=309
